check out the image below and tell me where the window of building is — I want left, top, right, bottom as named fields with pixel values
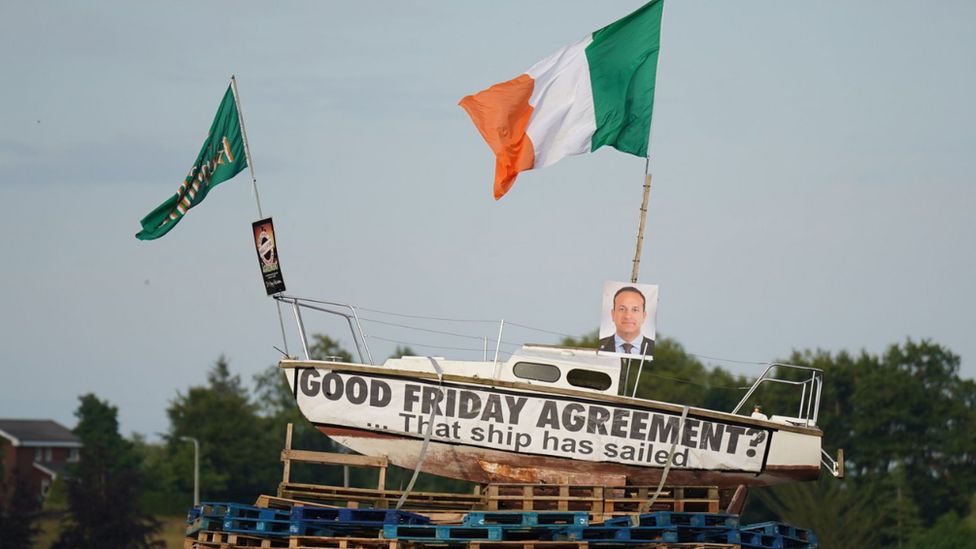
left=566, top=369, right=612, bottom=391
left=68, top=447, right=80, bottom=463
left=40, top=478, right=51, bottom=498
left=34, top=447, right=42, bottom=462
left=513, top=362, right=561, bottom=383
left=44, top=447, right=53, bottom=462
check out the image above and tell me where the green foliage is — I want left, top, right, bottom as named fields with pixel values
left=53, top=394, right=162, bottom=549
left=778, top=340, right=976, bottom=524
left=560, top=330, right=601, bottom=349
left=42, top=476, right=68, bottom=512
left=563, top=331, right=976, bottom=539
left=753, top=478, right=883, bottom=549
left=162, top=356, right=280, bottom=503
left=630, top=338, right=751, bottom=411
left=967, top=493, right=976, bottom=530
left=389, top=345, right=416, bottom=359
left=132, top=434, right=185, bottom=516
left=906, top=511, right=976, bottom=549
left=308, top=335, right=353, bottom=362
left=0, top=442, right=41, bottom=549
left=751, top=470, right=930, bottom=548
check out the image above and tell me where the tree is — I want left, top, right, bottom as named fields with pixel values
left=906, top=511, right=976, bottom=549
left=164, top=356, right=279, bottom=503
left=780, top=340, right=976, bottom=524
left=562, top=330, right=976, bottom=537
left=53, top=394, right=161, bottom=549
left=389, top=345, right=416, bottom=359
left=753, top=478, right=883, bottom=549
left=560, top=330, right=601, bottom=349
left=308, top=334, right=353, bottom=362
left=0, top=445, right=39, bottom=549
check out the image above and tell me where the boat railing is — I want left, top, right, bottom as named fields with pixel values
left=731, top=363, right=824, bottom=427
left=274, top=294, right=375, bottom=365
left=273, top=294, right=514, bottom=371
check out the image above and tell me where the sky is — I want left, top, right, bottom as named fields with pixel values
left=1, top=1, right=973, bottom=440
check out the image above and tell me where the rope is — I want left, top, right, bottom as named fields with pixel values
left=395, top=358, right=444, bottom=510
left=636, top=405, right=690, bottom=521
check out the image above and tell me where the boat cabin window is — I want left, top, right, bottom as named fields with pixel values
left=513, top=362, right=561, bottom=383
left=567, top=369, right=612, bottom=391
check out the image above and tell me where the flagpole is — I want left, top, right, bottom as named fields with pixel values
left=629, top=1, right=667, bottom=284
left=630, top=160, right=652, bottom=284
left=230, top=75, right=291, bottom=357
left=229, top=75, right=264, bottom=219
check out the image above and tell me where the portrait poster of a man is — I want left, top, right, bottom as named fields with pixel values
left=598, top=281, right=658, bottom=357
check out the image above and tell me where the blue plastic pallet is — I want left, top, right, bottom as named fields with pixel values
left=222, top=503, right=290, bottom=522
left=191, top=502, right=234, bottom=521
left=740, top=529, right=818, bottom=549
left=221, top=517, right=292, bottom=536
left=604, top=511, right=739, bottom=529
left=678, top=529, right=742, bottom=544
left=463, top=511, right=589, bottom=527
left=555, top=526, right=679, bottom=543
left=743, top=521, right=817, bottom=542
left=290, top=520, right=394, bottom=537
left=289, top=522, right=337, bottom=536
left=383, top=524, right=504, bottom=541
left=186, top=507, right=201, bottom=523
left=185, top=517, right=224, bottom=535
left=292, top=506, right=429, bottom=525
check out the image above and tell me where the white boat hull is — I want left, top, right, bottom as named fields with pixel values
left=284, top=359, right=822, bottom=487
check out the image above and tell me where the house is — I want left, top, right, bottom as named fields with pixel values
left=0, top=419, right=82, bottom=502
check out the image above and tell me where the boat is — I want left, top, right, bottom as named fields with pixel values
left=275, top=295, right=842, bottom=488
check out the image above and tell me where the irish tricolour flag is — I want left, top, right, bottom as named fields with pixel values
left=460, top=0, right=664, bottom=200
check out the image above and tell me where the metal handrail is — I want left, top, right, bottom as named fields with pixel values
left=731, top=362, right=824, bottom=425
left=274, top=295, right=375, bottom=365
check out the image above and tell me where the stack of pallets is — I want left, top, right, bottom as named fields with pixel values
left=185, top=505, right=818, bottom=549
left=184, top=429, right=816, bottom=548
left=484, top=484, right=721, bottom=517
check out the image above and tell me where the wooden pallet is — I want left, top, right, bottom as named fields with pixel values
left=279, top=481, right=485, bottom=512
left=289, top=537, right=400, bottom=549
left=186, top=535, right=740, bottom=549
left=603, top=486, right=721, bottom=515
left=189, top=530, right=290, bottom=548
left=484, top=484, right=720, bottom=519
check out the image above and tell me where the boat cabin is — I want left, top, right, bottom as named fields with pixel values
left=384, top=344, right=629, bottom=396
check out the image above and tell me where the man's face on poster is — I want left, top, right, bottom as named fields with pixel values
left=611, top=290, right=646, bottom=341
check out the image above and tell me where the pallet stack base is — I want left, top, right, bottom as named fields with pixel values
left=186, top=428, right=816, bottom=549
left=185, top=503, right=818, bottom=549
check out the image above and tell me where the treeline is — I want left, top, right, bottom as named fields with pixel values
left=564, top=334, right=976, bottom=548
left=0, top=335, right=455, bottom=548
left=1, top=335, right=974, bottom=548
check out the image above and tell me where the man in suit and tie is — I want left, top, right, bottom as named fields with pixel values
left=599, top=286, right=655, bottom=356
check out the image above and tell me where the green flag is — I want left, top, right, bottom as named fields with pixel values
left=136, top=85, right=247, bottom=240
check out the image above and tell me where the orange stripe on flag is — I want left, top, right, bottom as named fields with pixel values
left=459, top=74, right=536, bottom=200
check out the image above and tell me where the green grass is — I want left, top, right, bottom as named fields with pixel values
left=33, top=514, right=186, bottom=549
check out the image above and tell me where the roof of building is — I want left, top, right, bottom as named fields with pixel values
left=33, top=460, right=71, bottom=479
left=0, top=419, right=82, bottom=447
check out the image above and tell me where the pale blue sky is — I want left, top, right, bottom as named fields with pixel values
left=1, top=1, right=973, bottom=438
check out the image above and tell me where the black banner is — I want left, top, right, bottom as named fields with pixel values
left=252, top=217, right=286, bottom=295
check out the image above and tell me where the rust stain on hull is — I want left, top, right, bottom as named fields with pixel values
left=317, top=426, right=820, bottom=488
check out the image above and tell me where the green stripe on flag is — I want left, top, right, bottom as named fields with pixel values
left=136, top=85, right=247, bottom=240
left=586, top=0, right=664, bottom=158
